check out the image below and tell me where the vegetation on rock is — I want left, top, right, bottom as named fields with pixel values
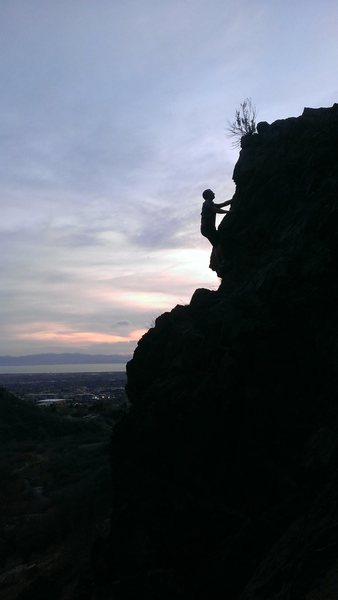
left=227, top=97, right=257, bottom=146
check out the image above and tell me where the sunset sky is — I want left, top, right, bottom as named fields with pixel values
left=1, top=0, right=337, bottom=358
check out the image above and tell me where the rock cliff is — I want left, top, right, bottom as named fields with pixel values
left=101, top=104, right=338, bottom=599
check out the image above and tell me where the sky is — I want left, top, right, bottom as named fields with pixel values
left=1, top=0, right=337, bottom=358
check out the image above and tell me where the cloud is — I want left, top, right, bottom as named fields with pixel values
left=114, top=320, right=131, bottom=327
left=14, top=322, right=146, bottom=346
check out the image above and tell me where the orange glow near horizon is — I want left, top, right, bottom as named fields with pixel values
left=16, top=324, right=147, bottom=345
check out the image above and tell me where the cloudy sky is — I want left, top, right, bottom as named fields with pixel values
left=1, top=0, right=337, bottom=358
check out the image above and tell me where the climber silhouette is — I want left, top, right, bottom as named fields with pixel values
left=200, top=189, right=231, bottom=244
left=200, top=189, right=231, bottom=272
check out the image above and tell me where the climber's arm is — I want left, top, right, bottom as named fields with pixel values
left=214, top=199, right=232, bottom=208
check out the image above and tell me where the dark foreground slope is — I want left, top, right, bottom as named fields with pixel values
left=102, top=105, right=338, bottom=599
left=0, top=387, right=113, bottom=600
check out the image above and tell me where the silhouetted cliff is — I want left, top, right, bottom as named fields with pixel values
left=102, top=104, right=338, bottom=599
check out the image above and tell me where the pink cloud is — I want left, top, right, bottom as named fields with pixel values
left=14, top=322, right=146, bottom=345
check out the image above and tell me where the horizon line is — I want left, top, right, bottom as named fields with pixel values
left=0, top=352, right=133, bottom=366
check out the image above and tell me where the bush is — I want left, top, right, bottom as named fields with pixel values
left=227, top=98, right=257, bottom=147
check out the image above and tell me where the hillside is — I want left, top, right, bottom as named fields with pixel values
left=96, top=104, right=338, bottom=599
left=0, top=386, right=91, bottom=443
left=0, top=387, right=113, bottom=600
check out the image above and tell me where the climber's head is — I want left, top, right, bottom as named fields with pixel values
left=202, top=189, right=215, bottom=201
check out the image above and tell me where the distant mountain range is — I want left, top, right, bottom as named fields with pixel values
left=0, top=353, right=132, bottom=366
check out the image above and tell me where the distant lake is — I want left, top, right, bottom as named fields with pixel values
left=0, top=363, right=127, bottom=375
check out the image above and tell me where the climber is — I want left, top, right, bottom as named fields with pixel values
left=200, top=189, right=231, bottom=245
left=200, top=189, right=231, bottom=273
left=201, top=189, right=231, bottom=273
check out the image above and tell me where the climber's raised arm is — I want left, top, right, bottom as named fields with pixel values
left=214, top=199, right=232, bottom=208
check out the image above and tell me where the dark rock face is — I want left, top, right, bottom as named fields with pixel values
left=104, top=104, right=338, bottom=598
